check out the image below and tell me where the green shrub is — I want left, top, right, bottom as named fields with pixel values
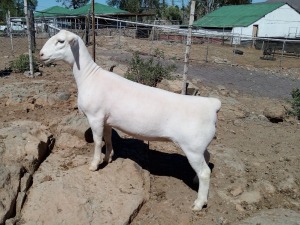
left=290, top=88, right=300, bottom=119
left=125, top=50, right=176, bottom=87
left=10, top=54, right=38, bottom=73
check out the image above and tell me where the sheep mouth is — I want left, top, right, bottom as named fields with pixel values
left=40, top=58, right=52, bottom=65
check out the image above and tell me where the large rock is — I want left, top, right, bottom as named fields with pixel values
left=20, top=154, right=150, bottom=225
left=157, top=79, right=183, bottom=93
left=0, top=120, right=53, bottom=224
left=55, top=112, right=90, bottom=140
left=263, top=104, right=286, bottom=122
left=55, top=132, right=86, bottom=149
left=0, top=121, right=53, bottom=170
left=157, top=79, right=201, bottom=95
left=0, top=165, right=21, bottom=225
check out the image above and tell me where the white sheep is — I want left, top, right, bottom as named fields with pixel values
left=40, top=30, right=221, bottom=210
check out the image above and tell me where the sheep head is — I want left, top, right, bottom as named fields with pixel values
left=40, top=30, right=79, bottom=66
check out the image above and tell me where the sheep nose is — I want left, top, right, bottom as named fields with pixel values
left=40, top=52, right=44, bottom=57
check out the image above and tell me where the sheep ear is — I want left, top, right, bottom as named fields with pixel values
left=68, top=36, right=78, bottom=47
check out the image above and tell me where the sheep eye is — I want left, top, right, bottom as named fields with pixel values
left=57, top=40, right=65, bottom=44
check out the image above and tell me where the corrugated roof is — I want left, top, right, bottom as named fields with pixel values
left=70, top=3, right=128, bottom=15
left=35, top=6, right=71, bottom=17
left=193, top=2, right=285, bottom=28
left=35, top=3, right=128, bottom=18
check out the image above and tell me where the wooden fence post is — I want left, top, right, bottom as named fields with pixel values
left=24, top=0, right=33, bottom=75
left=92, top=0, right=95, bottom=61
left=85, top=10, right=90, bottom=46
left=29, top=9, right=36, bottom=52
left=182, top=0, right=195, bottom=95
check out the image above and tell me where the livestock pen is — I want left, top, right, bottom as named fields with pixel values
left=1, top=15, right=300, bottom=80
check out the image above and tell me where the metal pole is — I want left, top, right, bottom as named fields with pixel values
left=29, top=10, right=36, bottom=51
left=135, top=14, right=137, bottom=39
left=205, top=35, right=209, bottom=63
left=118, top=17, right=121, bottom=48
left=24, top=0, right=33, bottom=75
left=92, top=0, right=95, bottom=61
left=7, top=11, right=14, bottom=52
left=280, top=40, right=286, bottom=68
left=182, top=0, right=195, bottom=95
left=85, top=11, right=90, bottom=45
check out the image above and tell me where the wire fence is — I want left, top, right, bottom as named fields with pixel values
left=1, top=14, right=300, bottom=78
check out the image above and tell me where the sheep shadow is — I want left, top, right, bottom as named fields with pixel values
left=0, top=69, right=12, bottom=77
left=85, top=128, right=213, bottom=191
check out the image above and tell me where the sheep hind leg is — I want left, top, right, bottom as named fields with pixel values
left=103, top=125, right=114, bottom=163
left=184, top=148, right=211, bottom=211
left=88, top=120, right=104, bottom=171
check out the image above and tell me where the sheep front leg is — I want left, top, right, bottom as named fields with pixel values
left=88, top=119, right=104, bottom=171
left=103, top=125, right=114, bottom=163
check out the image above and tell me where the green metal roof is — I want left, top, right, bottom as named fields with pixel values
left=35, top=6, right=71, bottom=17
left=193, top=2, right=285, bottom=28
left=35, top=3, right=128, bottom=17
left=71, top=3, right=128, bottom=15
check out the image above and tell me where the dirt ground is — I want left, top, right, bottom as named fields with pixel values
left=1, top=34, right=300, bottom=224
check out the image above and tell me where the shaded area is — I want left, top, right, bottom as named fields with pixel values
left=0, top=69, right=12, bottom=77
left=84, top=128, right=200, bottom=191
left=110, top=130, right=199, bottom=191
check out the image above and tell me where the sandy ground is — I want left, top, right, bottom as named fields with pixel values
left=0, top=34, right=299, bottom=224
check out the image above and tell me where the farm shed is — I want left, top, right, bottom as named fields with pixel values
left=34, top=3, right=154, bottom=36
left=193, top=2, right=300, bottom=42
left=34, top=6, right=71, bottom=17
left=34, top=3, right=130, bottom=29
left=34, top=3, right=129, bottom=18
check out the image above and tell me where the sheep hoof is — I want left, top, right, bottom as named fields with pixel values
left=192, top=199, right=207, bottom=211
left=103, top=157, right=112, bottom=163
left=89, top=163, right=98, bottom=171
left=104, top=151, right=114, bottom=163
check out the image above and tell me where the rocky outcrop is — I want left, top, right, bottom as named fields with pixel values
left=20, top=156, right=150, bottom=225
left=0, top=115, right=151, bottom=225
left=0, top=121, right=53, bottom=224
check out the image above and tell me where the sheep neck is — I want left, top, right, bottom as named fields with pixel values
left=72, top=38, right=99, bottom=87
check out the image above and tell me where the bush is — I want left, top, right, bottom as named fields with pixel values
left=10, top=54, right=38, bottom=73
left=125, top=50, right=176, bottom=87
left=290, top=88, right=300, bottom=119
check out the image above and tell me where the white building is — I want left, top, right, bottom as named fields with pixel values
left=193, top=2, right=300, bottom=40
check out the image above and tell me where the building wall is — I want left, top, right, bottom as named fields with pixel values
left=232, top=4, right=300, bottom=39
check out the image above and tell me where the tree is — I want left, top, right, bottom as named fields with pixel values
left=106, top=0, right=128, bottom=11
left=106, top=0, right=141, bottom=14
left=164, top=6, right=182, bottom=23
left=56, top=0, right=90, bottom=9
left=106, top=0, right=160, bottom=14
left=0, top=0, right=37, bottom=22
left=124, top=0, right=140, bottom=14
